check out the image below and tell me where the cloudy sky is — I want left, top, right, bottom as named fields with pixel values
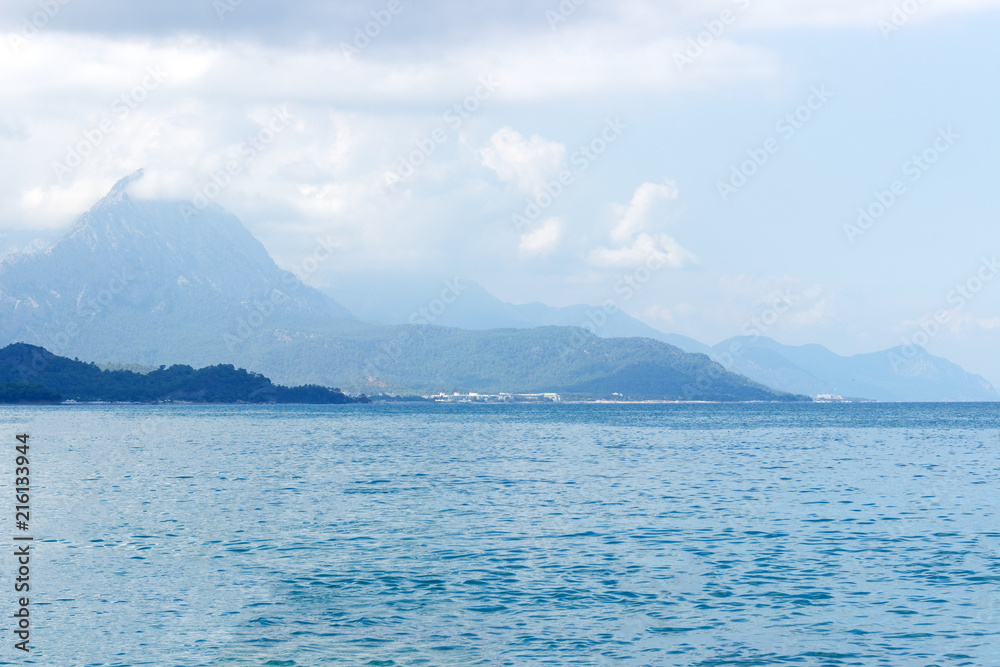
left=2, top=0, right=999, bottom=384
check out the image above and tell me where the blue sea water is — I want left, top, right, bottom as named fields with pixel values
left=0, top=403, right=998, bottom=666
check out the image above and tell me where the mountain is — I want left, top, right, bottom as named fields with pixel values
left=0, top=343, right=365, bottom=403
left=0, top=173, right=801, bottom=401
left=280, top=324, right=802, bottom=400
left=322, top=274, right=997, bottom=401
left=709, top=336, right=998, bottom=402
left=321, top=274, right=714, bottom=354
left=0, top=170, right=353, bottom=363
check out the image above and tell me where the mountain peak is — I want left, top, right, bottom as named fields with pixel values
left=108, top=169, right=145, bottom=198
left=0, top=178, right=354, bottom=357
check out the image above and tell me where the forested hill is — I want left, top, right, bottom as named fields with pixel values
left=0, top=344, right=367, bottom=404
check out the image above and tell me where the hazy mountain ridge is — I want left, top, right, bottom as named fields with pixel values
left=245, top=323, right=800, bottom=400
left=323, top=274, right=997, bottom=402
left=0, top=174, right=801, bottom=401
left=707, top=336, right=998, bottom=402
left=322, top=274, right=712, bottom=353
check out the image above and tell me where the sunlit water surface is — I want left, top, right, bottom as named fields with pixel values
left=0, top=403, right=998, bottom=666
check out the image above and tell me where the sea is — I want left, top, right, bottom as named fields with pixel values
left=0, top=403, right=997, bottom=666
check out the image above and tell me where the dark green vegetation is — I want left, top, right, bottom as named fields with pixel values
left=0, top=382, right=62, bottom=404
left=0, top=344, right=367, bottom=404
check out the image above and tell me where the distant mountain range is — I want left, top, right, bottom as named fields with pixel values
left=702, top=336, right=998, bottom=402
left=0, top=172, right=798, bottom=402
left=323, top=276, right=999, bottom=403
left=322, top=274, right=708, bottom=353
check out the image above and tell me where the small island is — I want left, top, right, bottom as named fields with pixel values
left=0, top=343, right=368, bottom=405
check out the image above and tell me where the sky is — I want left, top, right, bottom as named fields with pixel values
left=1, top=0, right=999, bottom=385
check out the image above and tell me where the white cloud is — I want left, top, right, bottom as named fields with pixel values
left=588, top=232, right=696, bottom=269
left=18, top=186, right=44, bottom=210
left=519, top=217, right=563, bottom=257
left=717, top=275, right=836, bottom=329
left=0, top=30, right=774, bottom=239
left=609, top=179, right=679, bottom=245
left=790, top=297, right=832, bottom=327
left=477, top=127, right=566, bottom=195
left=0, top=21, right=779, bottom=235
left=608, top=0, right=1000, bottom=31
left=1, top=26, right=778, bottom=106
left=643, top=304, right=676, bottom=326
left=588, top=180, right=693, bottom=271
left=738, top=0, right=1000, bottom=29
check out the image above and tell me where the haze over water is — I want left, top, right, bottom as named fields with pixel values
left=1, top=403, right=997, bottom=665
